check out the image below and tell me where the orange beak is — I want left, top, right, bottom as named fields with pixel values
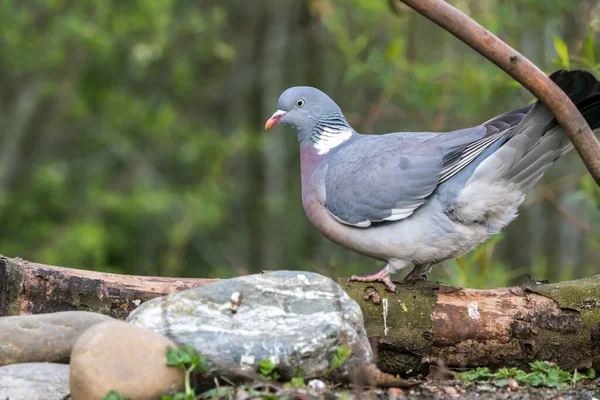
left=265, top=110, right=287, bottom=130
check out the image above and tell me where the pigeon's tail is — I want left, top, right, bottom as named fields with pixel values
left=501, top=70, right=600, bottom=191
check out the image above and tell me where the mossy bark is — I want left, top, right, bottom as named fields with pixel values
left=1, top=255, right=599, bottom=375
left=340, top=279, right=439, bottom=376
left=341, top=278, right=599, bottom=376
left=0, top=256, right=217, bottom=319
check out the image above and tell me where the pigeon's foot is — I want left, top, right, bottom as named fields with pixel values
left=349, top=269, right=397, bottom=293
left=402, top=274, right=427, bottom=282
left=403, top=263, right=432, bottom=281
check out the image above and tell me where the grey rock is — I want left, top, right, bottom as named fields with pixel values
left=0, top=311, right=113, bottom=366
left=308, top=379, right=327, bottom=391
left=127, top=271, right=373, bottom=380
left=0, top=362, right=70, bottom=400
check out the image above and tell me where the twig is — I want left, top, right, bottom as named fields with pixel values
left=396, top=0, right=600, bottom=186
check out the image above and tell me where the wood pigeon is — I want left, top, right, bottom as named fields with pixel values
left=265, top=70, right=600, bottom=292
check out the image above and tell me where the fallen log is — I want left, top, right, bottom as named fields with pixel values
left=1, top=255, right=599, bottom=375
left=0, top=256, right=217, bottom=319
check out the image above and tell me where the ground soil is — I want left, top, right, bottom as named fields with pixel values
left=238, top=380, right=600, bottom=400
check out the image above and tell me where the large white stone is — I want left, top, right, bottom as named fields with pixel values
left=127, top=271, right=373, bottom=380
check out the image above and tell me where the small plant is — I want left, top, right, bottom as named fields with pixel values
left=290, top=376, right=305, bottom=388
left=282, top=375, right=305, bottom=390
left=324, top=345, right=352, bottom=376
left=259, top=358, right=281, bottom=380
left=459, top=361, right=595, bottom=388
left=100, top=391, right=130, bottom=400
left=162, top=344, right=209, bottom=400
left=201, top=386, right=232, bottom=399
left=460, top=367, right=495, bottom=382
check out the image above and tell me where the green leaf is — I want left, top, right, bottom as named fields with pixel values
left=190, top=353, right=209, bottom=373
left=324, top=345, right=352, bottom=376
left=553, top=36, right=570, bottom=69
left=586, top=369, right=596, bottom=379
left=259, top=358, right=276, bottom=377
left=166, top=346, right=184, bottom=366
left=290, top=376, right=304, bottom=388
left=331, top=345, right=351, bottom=369
left=166, top=344, right=208, bottom=371
left=165, top=344, right=210, bottom=399
left=573, top=368, right=596, bottom=382
left=100, top=390, right=130, bottom=400
left=384, top=38, right=402, bottom=61
left=202, top=387, right=231, bottom=399
left=459, top=367, right=494, bottom=382
left=162, top=393, right=187, bottom=400
left=494, top=378, right=509, bottom=387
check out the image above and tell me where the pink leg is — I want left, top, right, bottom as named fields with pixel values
left=349, top=266, right=397, bottom=293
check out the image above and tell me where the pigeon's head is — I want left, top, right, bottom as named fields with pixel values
left=265, top=87, right=348, bottom=143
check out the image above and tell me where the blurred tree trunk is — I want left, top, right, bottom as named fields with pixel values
left=245, top=11, right=269, bottom=273
left=0, top=80, right=44, bottom=194
left=221, top=0, right=268, bottom=273
left=556, top=1, right=600, bottom=278
left=498, top=22, right=543, bottom=274
left=405, top=11, right=418, bottom=62
left=563, top=1, right=599, bottom=52
left=297, top=1, right=334, bottom=271
left=260, top=0, right=294, bottom=271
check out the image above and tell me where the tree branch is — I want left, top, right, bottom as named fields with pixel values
left=396, top=0, right=600, bottom=186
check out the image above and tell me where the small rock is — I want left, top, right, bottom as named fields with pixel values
left=308, top=379, right=327, bottom=391
left=70, top=320, right=184, bottom=400
left=234, top=388, right=250, bottom=400
left=444, top=386, right=458, bottom=397
left=0, top=311, right=113, bottom=366
left=0, top=362, right=69, bottom=400
left=388, top=387, right=405, bottom=399
left=508, top=378, right=519, bottom=391
left=127, top=271, right=373, bottom=380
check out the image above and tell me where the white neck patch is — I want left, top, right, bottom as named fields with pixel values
left=313, top=127, right=353, bottom=155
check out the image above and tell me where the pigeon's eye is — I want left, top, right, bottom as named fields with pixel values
left=296, top=98, right=305, bottom=107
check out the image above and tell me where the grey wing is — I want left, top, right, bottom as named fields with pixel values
left=324, top=138, right=444, bottom=227
left=439, top=104, right=532, bottom=183
left=323, top=107, right=530, bottom=228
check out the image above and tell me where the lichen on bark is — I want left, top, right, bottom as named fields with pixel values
left=0, top=257, right=23, bottom=317
left=525, top=276, right=600, bottom=371
left=338, top=279, right=438, bottom=375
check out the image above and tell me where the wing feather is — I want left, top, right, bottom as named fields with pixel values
left=322, top=106, right=531, bottom=228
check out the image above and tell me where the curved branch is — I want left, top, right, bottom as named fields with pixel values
left=397, top=0, right=600, bottom=186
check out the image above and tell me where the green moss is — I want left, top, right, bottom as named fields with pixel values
left=523, top=275, right=600, bottom=369
left=339, top=279, right=438, bottom=375
left=4, top=258, right=23, bottom=316
left=69, top=283, right=111, bottom=314
left=529, top=275, right=600, bottom=311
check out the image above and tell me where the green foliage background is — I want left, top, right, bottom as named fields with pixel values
left=1, top=0, right=600, bottom=287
